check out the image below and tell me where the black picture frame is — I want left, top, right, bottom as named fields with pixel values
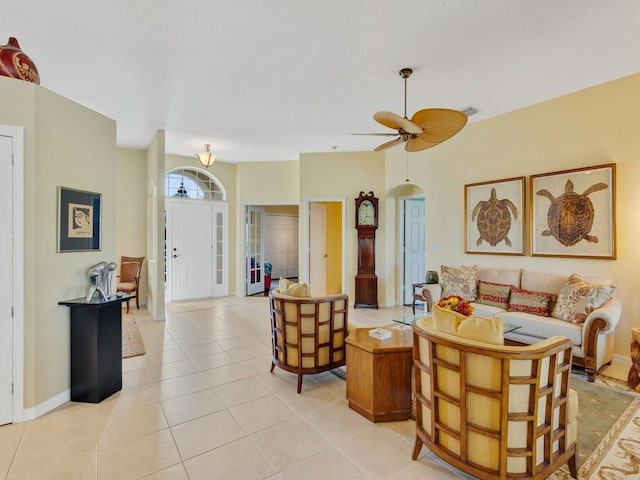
left=57, top=187, right=102, bottom=252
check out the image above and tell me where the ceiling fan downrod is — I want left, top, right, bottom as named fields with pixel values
left=399, top=68, right=412, bottom=119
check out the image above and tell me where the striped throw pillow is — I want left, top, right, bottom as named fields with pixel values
left=477, top=280, right=511, bottom=309
left=508, top=287, right=553, bottom=316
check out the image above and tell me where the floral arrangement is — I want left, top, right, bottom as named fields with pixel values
left=435, top=295, right=474, bottom=316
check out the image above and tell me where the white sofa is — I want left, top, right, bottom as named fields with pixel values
left=422, top=267, right=621, bottom=381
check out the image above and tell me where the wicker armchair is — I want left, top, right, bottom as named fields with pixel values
left=412, top=316, right=578, bottom=479
left=269, top=289, right=348, bottom=393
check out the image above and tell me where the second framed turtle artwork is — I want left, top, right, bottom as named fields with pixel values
left=531, top=163, right=616, bottom=259
left=464, top=177, right=525, bottom=255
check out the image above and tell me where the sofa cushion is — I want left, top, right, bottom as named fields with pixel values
left=521, top=270, right=568, bottom=295
left=478, top=268, right=522, bottom=288
left=441, top=264, right=478, bottom=301
left=552, top=273, right=615, bottom=324
left=508, top=287, right=553, bottom=316
left=497, top=311, right=583, bottom=345
left=478, top=281, right=512, bottom=309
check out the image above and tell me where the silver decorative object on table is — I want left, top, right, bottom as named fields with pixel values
left=85, top=261, right=117, bottom=302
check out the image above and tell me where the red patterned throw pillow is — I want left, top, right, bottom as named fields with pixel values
left=477, top=281, right=512, bottom=309
left=508, top=287, right=553, bottom=316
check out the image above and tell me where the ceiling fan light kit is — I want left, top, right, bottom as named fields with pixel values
left=362, top=67, right=468, bottom=152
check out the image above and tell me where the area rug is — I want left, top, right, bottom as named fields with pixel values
left=333, top=366, right=640, bottom=478
left=122, top=316, right=146, bottom=358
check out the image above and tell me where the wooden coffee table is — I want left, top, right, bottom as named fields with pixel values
left=345, top=326, right=413, bottom=422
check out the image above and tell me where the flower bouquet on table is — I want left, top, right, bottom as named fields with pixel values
left=433, top=295, right=474, bottom=334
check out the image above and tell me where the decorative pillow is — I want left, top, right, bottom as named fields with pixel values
left=432, top=304, right=467, bottom=334
left=457, top=316, right=504, bottom=345
left=477, top=281, right=511, bottom=309
left=278, top=278, right=311, bottom=298
left=441, top=265, right=478, bottom=302
left=508, top=287, right=553, bottom=316
left=551, top=274, right=615, bottom=324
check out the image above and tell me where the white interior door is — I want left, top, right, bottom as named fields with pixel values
left=246, top=207, right=264, bottom=295
left=167, top=200, right=213, bottom=301
left=309, top=203, right=327, bottom=296
left=0, top=135, right=13, bottom=425
left=402, top=198, right=425, bottom=304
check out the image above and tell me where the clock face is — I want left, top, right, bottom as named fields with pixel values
left=358, top=200, right=375, bottom=226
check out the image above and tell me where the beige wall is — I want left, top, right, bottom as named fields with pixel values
left=0, top=77, right=117, bottom=408
left=382, top=72, right=640, bottom=358
left=116, top=147, right=147, bottom=304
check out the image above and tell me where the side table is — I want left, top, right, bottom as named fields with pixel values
left=345, top=326, right=413, bottom=422
left=59, top=295, right=134, bottom=403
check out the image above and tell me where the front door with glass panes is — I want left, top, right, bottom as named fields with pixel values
left=165, top=168, right=228, bottom=301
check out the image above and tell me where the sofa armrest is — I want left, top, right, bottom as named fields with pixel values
left=582, top=296, right=622, bottom=337
left=421, top=284, right=442, bottom=308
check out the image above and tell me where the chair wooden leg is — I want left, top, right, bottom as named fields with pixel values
left=412, top=438, right=423, bottom=460
left=270, top=361, right=276, bottom=373
left=568, top=450, right=578, bottom=478
left=297, top=374, right=303, bottom=394
left=126, top=300, right=130, bottom=314
left=135, top=295, right=140, bottom=309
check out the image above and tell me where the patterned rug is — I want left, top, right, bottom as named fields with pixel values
left=122, top=315, right=146, bottom=358
left=550, top=373, right=640, bottom=479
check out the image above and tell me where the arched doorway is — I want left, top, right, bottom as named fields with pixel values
left=165, top=167, right=229, bottom=301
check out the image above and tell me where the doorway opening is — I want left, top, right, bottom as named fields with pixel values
left=244, top=205, right=299, bottom=296
left=304, top=199, right=345, bottom=296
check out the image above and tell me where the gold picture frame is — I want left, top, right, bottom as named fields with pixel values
left=530, top=163, right=616, bottom=259
left=464, top=176, right=525, bottom=255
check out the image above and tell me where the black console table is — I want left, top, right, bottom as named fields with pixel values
left=59, top=295, right=134, bottom=403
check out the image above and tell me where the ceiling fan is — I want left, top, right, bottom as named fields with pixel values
left=355, top=67, right=468, bottom=152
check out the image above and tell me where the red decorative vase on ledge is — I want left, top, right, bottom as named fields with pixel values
left=0, top=37, right=40, bottom=84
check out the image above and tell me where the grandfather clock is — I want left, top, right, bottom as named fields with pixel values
left=354, top=191, right=378, bottom=309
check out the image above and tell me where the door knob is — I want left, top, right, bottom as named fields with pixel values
left=173, top=254, right=179, bottom=258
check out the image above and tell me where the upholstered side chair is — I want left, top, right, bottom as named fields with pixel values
left=412, top=316, right=578, bottom=479
left=269, top=288, right=348, bottom=393
left=116, top=256, right=145, bottom=313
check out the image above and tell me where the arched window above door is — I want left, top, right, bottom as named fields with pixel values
left=165, top=167, right=226, bottom=201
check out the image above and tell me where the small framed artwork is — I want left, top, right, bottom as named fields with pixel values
left=464, top=177, right=525, bottom=255
left=530, top=163, right=616, bottom=259
left=57, top=187, right=102, bottom=252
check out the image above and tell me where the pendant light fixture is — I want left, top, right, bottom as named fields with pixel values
left=196, top=143, right=215, bottom=168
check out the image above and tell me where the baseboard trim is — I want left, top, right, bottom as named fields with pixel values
left=612, top=353, right=631, bottom=367
left=21, top=389, right=70, bottom=422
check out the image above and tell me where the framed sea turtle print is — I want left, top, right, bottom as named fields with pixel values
left=530, top=163, right=616, bottom=259
left=464, top=177, right=525, bottom=255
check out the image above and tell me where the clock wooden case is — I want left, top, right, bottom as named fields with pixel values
left=354, top=191, right=378, bottom=308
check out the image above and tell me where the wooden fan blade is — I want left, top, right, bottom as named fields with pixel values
left=375, top=137, right=404, bottom=151
left=405, top=136, right=439, bottom=152
left=350, top=132, right=400, bottom=137
left=374, top=111, right=423, bottom=135
left=410, top=108, right=468, bottom=143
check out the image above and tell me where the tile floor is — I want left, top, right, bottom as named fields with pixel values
left=0, top=296, right=627, bottom=479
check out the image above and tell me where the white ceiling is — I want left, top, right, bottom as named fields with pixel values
left=3, top=1, right=640, bottom=163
